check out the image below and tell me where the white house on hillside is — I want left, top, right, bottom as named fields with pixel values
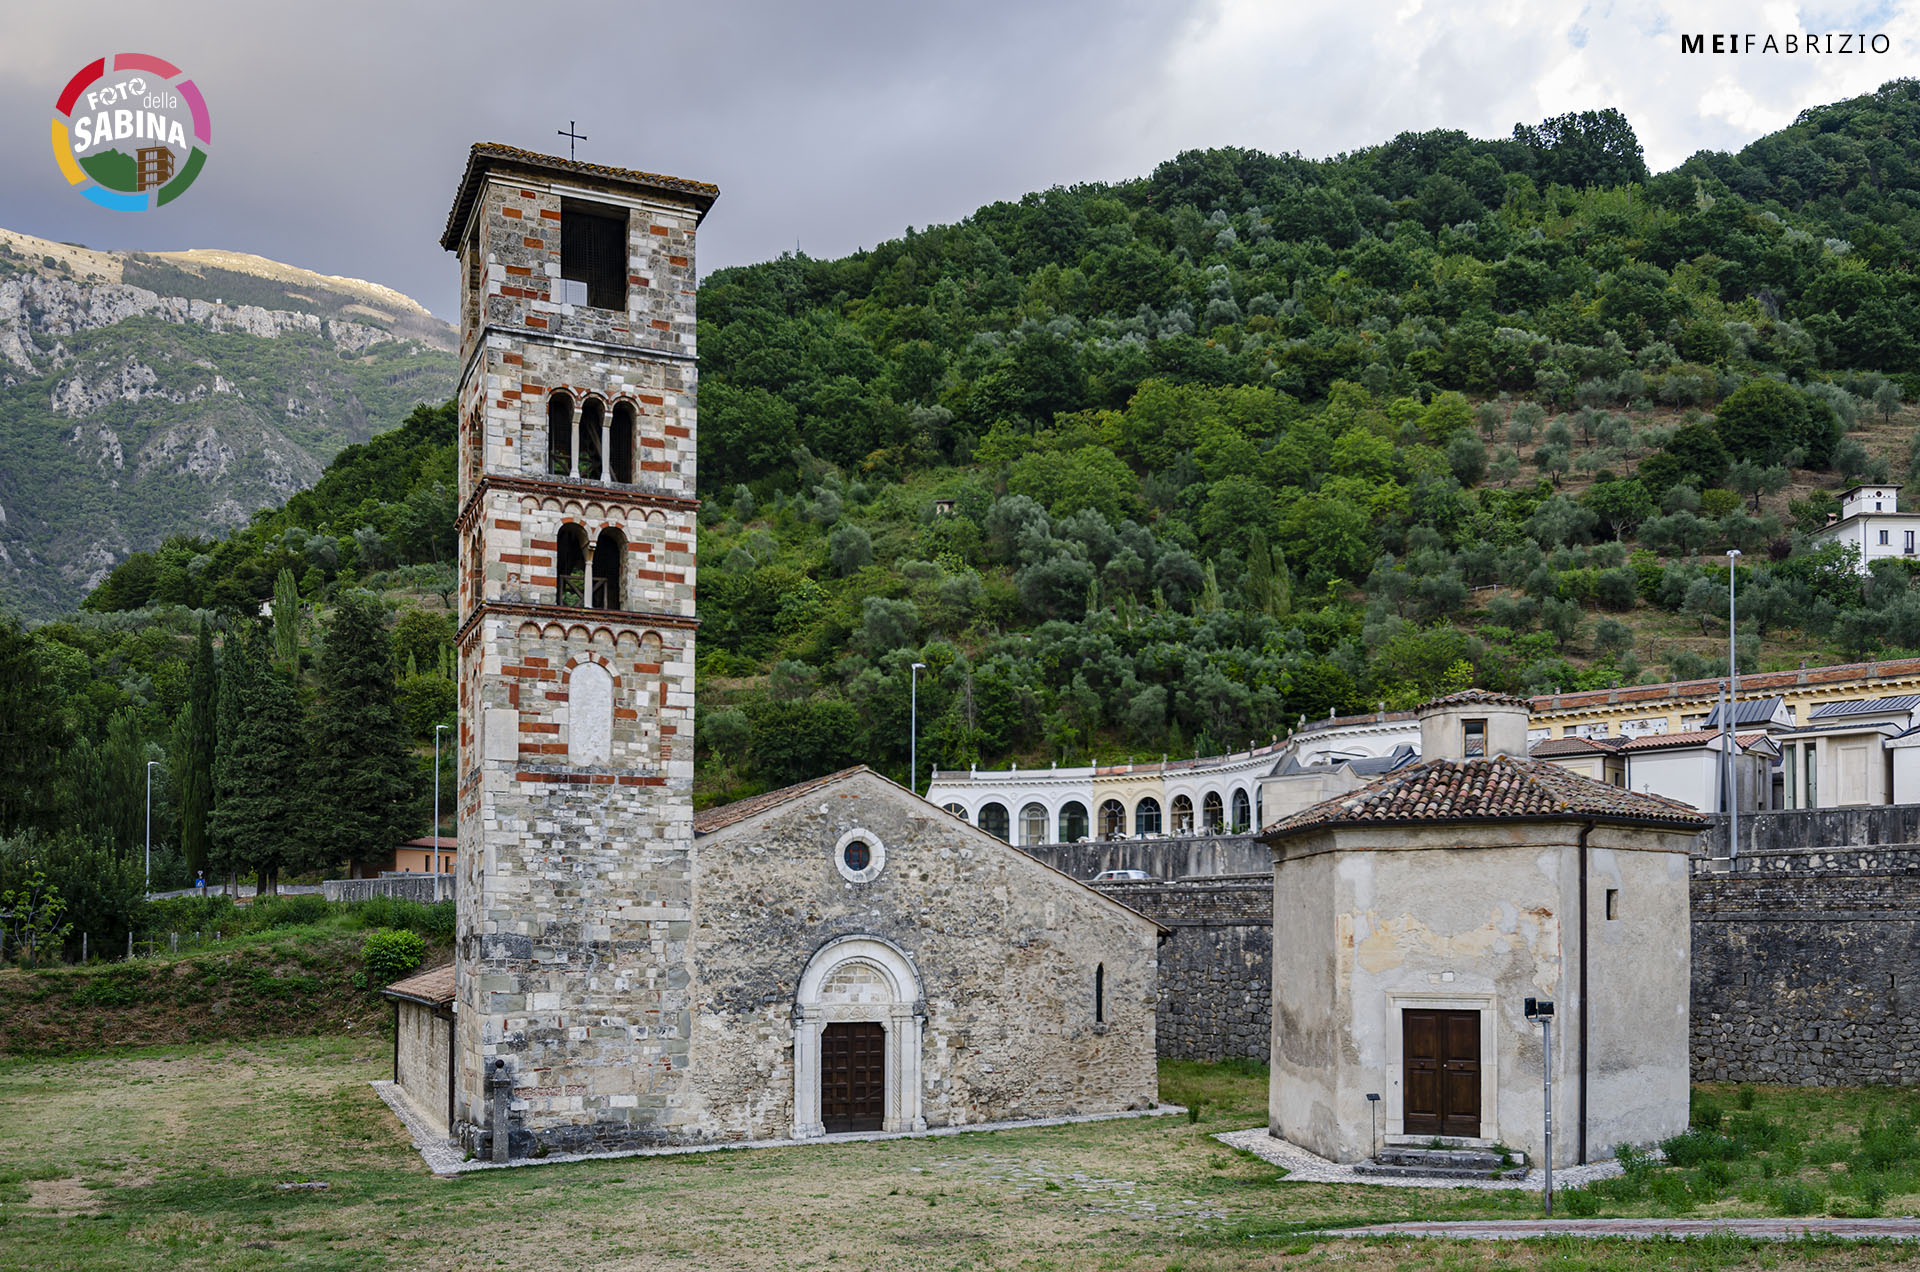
left=1811, top=484, right=1920, bottom=572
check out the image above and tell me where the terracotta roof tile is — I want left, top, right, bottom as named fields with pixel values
left=693, top=767, right=867, bottom=835
left=382, top=962, right=455, bottom=1007
left=1613, top=730, right=1770, bottom=752
left=1264, top=755, right=1707, bottom=837
left=1529, top=736, right=1618, bottom=757
left=1420, top=688, right=1532, bottom=710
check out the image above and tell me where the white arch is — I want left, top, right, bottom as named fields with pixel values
left=792, top=936, right=926, bottom=1138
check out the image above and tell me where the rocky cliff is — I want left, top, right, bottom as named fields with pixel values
left=0, top=227, right=457, bottom=617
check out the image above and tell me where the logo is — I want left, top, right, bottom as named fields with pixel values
left=51, top=54, right=209, bottom=210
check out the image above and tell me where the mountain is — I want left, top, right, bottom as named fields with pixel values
left=0, top=227, right=457, bottom=617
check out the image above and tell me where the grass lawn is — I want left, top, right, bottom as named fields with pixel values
left=1, top=1039, right=1916, bottom=1271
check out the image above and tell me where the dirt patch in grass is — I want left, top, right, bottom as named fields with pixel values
left=24, top=1178, right=101, bottom=1215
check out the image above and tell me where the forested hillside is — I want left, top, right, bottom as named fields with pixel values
left=13, top=83, right=1920, bottom=892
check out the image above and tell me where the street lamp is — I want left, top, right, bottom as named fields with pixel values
left=1524, top=997, right=1556, bottom=1215
left=1726, top=548, right=1742, bottom=863
left=144, top=759, right=160, bottom=898
left=910, top=663, right=927, bottom=796
left=434, top=723, right=450, bottom=870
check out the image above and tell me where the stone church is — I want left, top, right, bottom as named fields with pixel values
left=385, top=144, right=1161, bottom=1158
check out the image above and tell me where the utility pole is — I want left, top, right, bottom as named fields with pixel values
left=910, top=662, right=927, bottom=795
left=144, top=760, right=160, bottom=897
left=434, top=723, right=450, bottom=870
left=1726, top=548, right=1742, bottom=863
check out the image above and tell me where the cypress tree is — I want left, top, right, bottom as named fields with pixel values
left=174, top=621, right=218, bottom=877
left=307, top=591, right=416, bottom=876
left=0, top=618, right=66, bottom=836
left=273, top=569, right=303, bottom=668
left=210, top=628, right=306, bottom=891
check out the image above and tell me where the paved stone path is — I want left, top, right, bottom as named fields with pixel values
left=1329, top=1218, right=1920, bottom=1241
left=1217, top=1128, right=1626, bottom=1192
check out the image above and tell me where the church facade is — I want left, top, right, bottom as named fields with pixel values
left=406, top=144, right=1160, bottom=1158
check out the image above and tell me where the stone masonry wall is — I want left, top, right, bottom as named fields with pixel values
left=396, top=1002, right=453, bottom=1133
left=1018, top=833, right=1267, bottom=881
left=1093, top=876, right=1272, bottom=1062
left=1691, top=845, right=1920, bottom=1086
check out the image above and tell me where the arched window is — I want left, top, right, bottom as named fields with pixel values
left=547, top=392, right=574, bottom=477
left=1058, top=801, right=1089, bottom=843
left=1170, top=794, right=1194, bottom=834
left=1233, top=788, right=1251, bottom=833
left=1134, top=797, right=1162, bottom=837
left=578, top=398, right=605, bottom=481
left=609, top=401, right=636, bottom=484
left=1098, top=799, right=1127, bottom=839
left=1020, top=802, right=1048, bottom=846
left=1256, top=785, right=1263, bottom=831
left=592, top=527, right=625, bottom=610
left=977, top=802, right=1010, bottom=841
left=942, top=803, right=968, bottom=822
left=1095, top=963, right=1105, bottom=1025
left=1203, top=791, right=1225, bottom=834
left=555, top=524, right=588, bottom=606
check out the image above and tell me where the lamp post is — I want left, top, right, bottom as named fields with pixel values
left=144, top=759, right=159, bottom=898
left=1365, top=1092, right=1381, bottom=1162
left=1525, top=997, right=1556, bottom=1215
left=1726, top=548, right=1742, bottom=863
left=910, top=662, right=927, bottom=795
left=434, top=723, right=450, bottom=870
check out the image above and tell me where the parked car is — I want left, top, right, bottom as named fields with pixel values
left=1091, top=868, right=1154, bottom=882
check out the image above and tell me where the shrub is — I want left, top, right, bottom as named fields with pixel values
left=1689, top=1090, right=1724, bottom=1132
left=360, top=928, right=427, bottom=987
left=1558, top=1186, right=1600, bottom=1216
left=1735, top=1085, right=1757, bottom=1110
left=254, top=894, right=331, bottom=929
left=1649, top=1171, right=1695, bottom=1212
left=1693, top=1160, right=1734, bottom=1196
left=1855, top=1116, right=1920, bottom=1173
left=1773, top=1180, right=1822, bottom=1216
left=1662, top=1130, right=1741, bottom=1167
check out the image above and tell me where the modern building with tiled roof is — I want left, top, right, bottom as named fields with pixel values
left=1260, top=690, right=1701, bottom=1175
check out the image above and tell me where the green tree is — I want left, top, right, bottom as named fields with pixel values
left=0, top=620, right=68, bottom=837
left=210, top=628, right=307, bottom=891
left=307, top=592, right=416, bottom=878
left=747, top=698, right=864, bottom=787
left=173, top=621, right=218, bottom=878
left=272, top=569, right=302, bottom=668
left=1874, top=380, right=1903, bottom=424
left=1713, top=380, right=1808, bottom=467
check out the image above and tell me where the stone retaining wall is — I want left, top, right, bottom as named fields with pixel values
left=1093, top=875, right=1272, bottom=1062
left=1690, top=847, right=1920, bottom=1086
left=322, top=874, right=456, bottom=904
left=1019, top=833, right=1267, bottom=882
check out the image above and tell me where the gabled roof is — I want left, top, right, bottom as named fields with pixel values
left=693, top=767, right=865, bottom=835
left=1264, top=755, right=1707, bottom=837
left=441, top=142, right=719, bottom=249
left=1705, top=697, right=1787, bottom=728
left=1809, top=695, right=1920, bottom=719
left=1530, top=736, right=1618, bottom=757
left=381, top=962, right=455, bottom=1008
left=1613, top=730, right=1773, bottom=753
left=694, top=766, right=1166, bottom=932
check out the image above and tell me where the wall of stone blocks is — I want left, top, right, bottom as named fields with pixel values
left=396, top=1002, right=453, bottom=1134
left=1017, top=833, right=1269, bottom=882
left=689, top=779, right=1163, bottom=1141
left=1691, top=846, right=1920, bottom=1086
left=1091, top=875, right=1273, bottom=1062
left=1702, top=806, right=1920, bottom=860
left=322, top=875, right=455, bottom=904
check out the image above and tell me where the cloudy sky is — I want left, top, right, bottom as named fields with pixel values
left=4, top=0, right=1916, bottom=318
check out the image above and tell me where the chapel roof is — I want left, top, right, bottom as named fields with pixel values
left=692, top=767, right=868, bottom=835
left=1263, top=753, right=1707, bottom=838
left=441, top=142, right=720, bottom=249
left=1418, top=688, right=1532, bottom=711
left=381, top=961, right=455, bottom=1008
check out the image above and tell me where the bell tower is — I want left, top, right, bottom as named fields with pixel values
left=441, top=144, right=716, bottom=1156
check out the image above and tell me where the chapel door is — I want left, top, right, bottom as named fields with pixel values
left=821, top=1022, right=886, bottom=1133
left=1402, top=1009, right=1481, bottom=1139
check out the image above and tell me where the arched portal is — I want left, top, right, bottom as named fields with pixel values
left=1097, top=799, right=1127, bottom=838
left=792, top=936, right=926, bottom=1139
left=1058, top=800, right=1089, bottom=843
left=1203, top=791, right=1225, bottom=834
left=1019, top=802, right=1048, bottom=846
left=1134, top=797, right=1162, bottom=836
left=1170, top=794, right=1194, bottom=834
left=1232, top=788, right=1251, bottom=833
left=977, top=802, right=1010, bottom=841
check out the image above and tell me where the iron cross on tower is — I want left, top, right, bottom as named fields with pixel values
left=558, top=121, right=587, bottom=160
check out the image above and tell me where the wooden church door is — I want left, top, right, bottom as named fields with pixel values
left=821, top=1022, right=886, bottom=1133
left=1402, top=1009, right=1481, bottom=1138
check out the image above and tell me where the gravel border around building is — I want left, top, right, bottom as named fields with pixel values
left=1215, top=1127, right=1628, bottom=1191
left=372, top=1081, right=1186, bottom=1175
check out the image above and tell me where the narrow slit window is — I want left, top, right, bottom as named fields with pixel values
left=1605, top=889, right=1620, bottom=920
left=609, top=402, right=636, bottom=483
left=1094, top=964, right=1105, bottom=1025
left=560, top=200, right=629, bottom=311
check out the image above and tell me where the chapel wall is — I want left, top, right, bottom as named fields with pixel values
left=396, top=1001, right=452, bottom=1135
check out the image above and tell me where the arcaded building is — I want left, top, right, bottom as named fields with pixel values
left=1261, top=689, right=1707, bottom=1169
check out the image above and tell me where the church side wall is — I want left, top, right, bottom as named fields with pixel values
left=397, top=1002, right=452, bottom=1134
left=687, top=785, right=1160, bottom=1141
